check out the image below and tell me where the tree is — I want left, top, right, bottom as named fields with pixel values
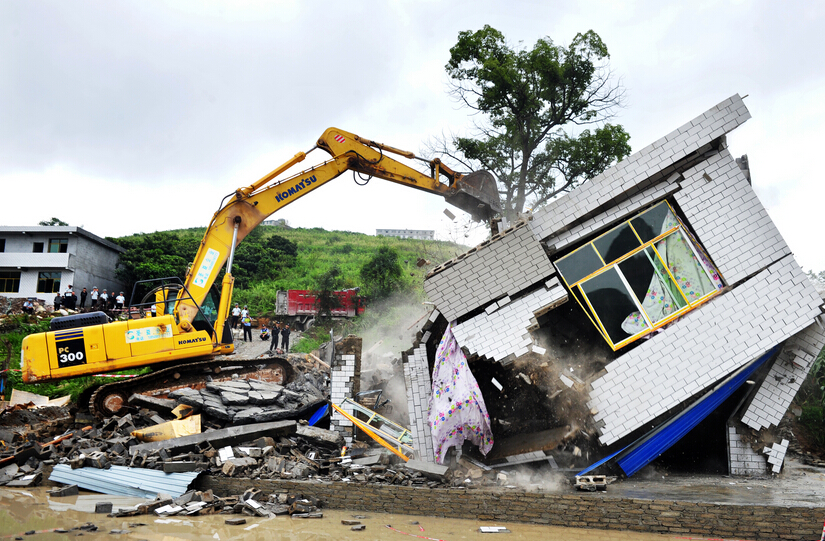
left=113, top=229, right=298, bottom=298
left=436, top=26, right=631, bottom=220
left=313, top=266, right=344, bottom=322
left=360, top=246, right=403, bottom=300
left=38, top=217, right=69, bottom=226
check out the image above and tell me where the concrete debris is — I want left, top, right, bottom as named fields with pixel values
left=574, top=475, right=616, bottom=492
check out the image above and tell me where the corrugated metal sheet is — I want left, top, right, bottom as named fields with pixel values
left=616, top=345, right=779, bottom=477
left=576, top=446, right=627, bottom=477
left=578, top=345, right=780, bottom=478
left=49, top=464, right=201, bottom=498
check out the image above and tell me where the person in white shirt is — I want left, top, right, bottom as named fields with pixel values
left=99, top=289, right=109, bottom=309
left=115, top=292, right=125, bottom=310
left=241, top=305, right=249, bottom=319
left=231, top=303, right=241, bottom=329
left=90, top=287, right=99, bottom=308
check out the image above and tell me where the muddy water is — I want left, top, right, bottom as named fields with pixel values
left=0, top=487, right=683, bottom=541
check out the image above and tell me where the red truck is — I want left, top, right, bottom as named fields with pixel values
left=275, top=288, right=364, bottom=329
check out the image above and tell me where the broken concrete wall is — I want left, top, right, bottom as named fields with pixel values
left=329, top=336, right=361, bottom=445
left=741, top=321, right=825, bottom=431
left=451, top=278, right=567, bottom=365
left=412, top=94, right=824, bottom=476
left=727, top=424, right=768, bottom=475
left=402, top=310, right=439, bottom=462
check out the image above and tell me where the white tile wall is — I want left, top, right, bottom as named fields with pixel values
left=675, top=149, right=791, bottom=285
left=728, top=425, right=767, bottom=475
left=538, top=179, right=681, bottom=255
left=763, top=439, right=790, bottom=473
left=531, top=95, right=750, bottom=241
left=589, top=256, right=822, bottom=445
left=424, top=220, right=556, bottom=321
left=403, top=343, right=436, bottom=462
left=741, top=322, right=825, bottom=431
left=451, top=281, right=567, bottom=363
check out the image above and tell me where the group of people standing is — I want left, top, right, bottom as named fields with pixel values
left=268, top=321, right=290, bottom=353
left=230, top=303, right=290, bottom=352
left=53, top=286, right=126, bottom=312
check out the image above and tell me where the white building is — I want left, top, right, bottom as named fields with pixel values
left=0, top=226, right=126, bottom=301
left=376, top=229, right=435, bottom=240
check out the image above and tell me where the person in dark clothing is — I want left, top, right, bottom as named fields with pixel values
left=280, top=324, right=291, bottom=353
left=242, top=316, right=253, bottom=342
left=270, top=322, right=282, bottom=352
left=80, top=288, right=87, bottom=308
left=63, top=286, right=76, bottom=310
left=53, top=293, right=62, bottom=311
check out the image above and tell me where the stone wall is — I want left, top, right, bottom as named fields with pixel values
left=197, top=477, right=823, bottom=541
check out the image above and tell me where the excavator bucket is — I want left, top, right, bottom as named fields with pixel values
left=445, top=170, right=502, bottom=222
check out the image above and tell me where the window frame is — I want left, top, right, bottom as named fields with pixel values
left=48, top=238, right=68, bottom=253
left=32, top=242, right=44, bottom=253
left=37, top=271, right=62, bottom=294
left=0, top=271, right=20, bottom=293
left=554, top=200, right=723, bottom=350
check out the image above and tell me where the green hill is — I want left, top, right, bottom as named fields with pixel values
left=112, top=225, right=469, bottom=317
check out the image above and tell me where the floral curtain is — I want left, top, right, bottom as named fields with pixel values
left=428, top=322, right=494, bottom=464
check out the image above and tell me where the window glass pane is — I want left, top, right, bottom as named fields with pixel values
left=37, top=272, right=61, bottom=293
left=0, top=239, right=5, bottom=252
left=48, top=238, right=68, bottom=253
left=33, top=242, right=44, bottom=253
left=617, top=248, right=685, bottom=335
left=0, top=271, right=20, bottom=293
left=631, top=202, right=680, bottom=243
left=655, top=231, right=717, bottom=303
left=581, top=268, right=648, bottom=345
left=555, top=244, right=603, bottom=285
left=592, top=223, right=641, bottom=264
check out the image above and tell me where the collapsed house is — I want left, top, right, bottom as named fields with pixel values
left=400, top=94, right=825, bottom=477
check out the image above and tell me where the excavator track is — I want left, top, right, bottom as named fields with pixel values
left=88, top=354, right=295, bottom=418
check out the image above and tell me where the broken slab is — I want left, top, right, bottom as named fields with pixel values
left=129, top=420, right=296, bottom=456
left=295, top=424, right=344, bottom=449
left=404, top=459, right=448, bottom=480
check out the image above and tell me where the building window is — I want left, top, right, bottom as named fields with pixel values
left=554, top=201, right=723, bottom=351
left=0, top=271, right=20, bottom=293
left=33, top=242, right=44, bottom=253
left=37, top=272, right=62, bottom=293
left=48, top=238, right=68, bottom=253
left=0, top=239, right=5, bottom=252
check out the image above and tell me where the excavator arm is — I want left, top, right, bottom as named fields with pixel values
left=175, top=127, right=501, bottom=348
left=20, top=128, right=500, bottom=388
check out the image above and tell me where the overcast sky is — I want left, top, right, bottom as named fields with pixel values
left=2, top=1, right=824, bottom=271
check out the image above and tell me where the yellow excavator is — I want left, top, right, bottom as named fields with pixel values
left=20, top=127, right=501, bottom=415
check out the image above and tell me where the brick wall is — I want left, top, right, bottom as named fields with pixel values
left=197, top=476, right=824, bottom=541
left=329, top=336, right=362, bottom=445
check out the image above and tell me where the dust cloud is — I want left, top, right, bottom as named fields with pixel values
left=498, top=466, right=569, bottom=493
left=356, top=292, right=433, bottom=427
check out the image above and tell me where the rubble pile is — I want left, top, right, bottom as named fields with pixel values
left=169, top=377, right=327, bottom=425
left=101, top=488, right=324, bottom=519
